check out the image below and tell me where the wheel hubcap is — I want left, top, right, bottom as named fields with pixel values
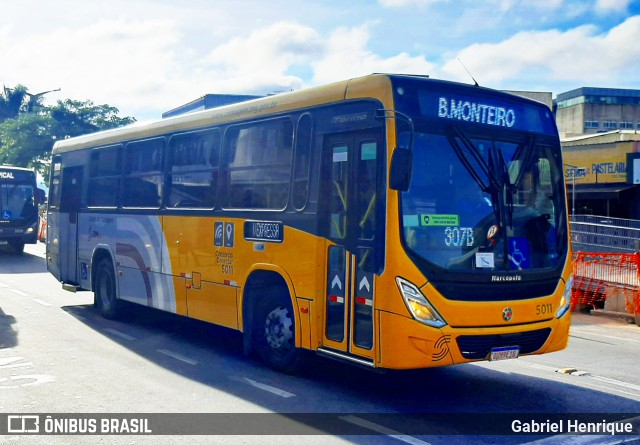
left=264, top=305, right=293, bottom=351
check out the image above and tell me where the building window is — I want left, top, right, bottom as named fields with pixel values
left=620, top=122, right=634, bottom=129
left=603, top=121, right=618, bottom=130
left=584, top=121, right=599, bottom=129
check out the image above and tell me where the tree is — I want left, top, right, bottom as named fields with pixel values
left=0, top=85, right=29, bottom=120
left=49, top=99, right=135, bottom=139
left=0, top=86, right=136, bottom=180
left=0, top=112, right=53, bottom=170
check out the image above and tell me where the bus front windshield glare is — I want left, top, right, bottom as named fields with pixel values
left=400, top=125, right=567, bottom=274
left=0, top=184, right=37, bottom=221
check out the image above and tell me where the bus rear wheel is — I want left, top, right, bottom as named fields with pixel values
left=95, top=258, right=120, bottom=319
left=254, top=291, right=301, bottom=373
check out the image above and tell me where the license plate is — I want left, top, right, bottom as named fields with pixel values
left=490, top=346, right=520, bottom=361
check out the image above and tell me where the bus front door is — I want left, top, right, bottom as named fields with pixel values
left=321, top=132, right=383, bottom=363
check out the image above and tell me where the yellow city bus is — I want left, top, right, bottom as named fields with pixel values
left=46, top=74, right=573, bottom=372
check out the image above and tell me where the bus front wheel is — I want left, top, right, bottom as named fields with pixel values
left=95, top=258, right=120, bottom=319
left=254, top=290, right=301, bottom=373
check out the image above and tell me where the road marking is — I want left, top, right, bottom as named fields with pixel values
left=569, top=334, right=614, bottom=345
left=0, top=357, right=33, bottom=369
left=340, top=415, right=431, bottom=445
left=32, top=298, right=51, bottom=307
left=104, top=328, right=136, bottom=341
left=10, top=289, right=29, bottom=297
left=0, top=374, right=56, bottom=388
left=486, top=360, right=640, bottom=397
left=570, top=328, right=640, bottom=345
left=243, top=378, right=296, bottom=398
left=589, top=375, right=640, bottom=392
left=157, top=349, right=198, bottom=365
left=523, top=417, right=640, bottom=445
left=523, top=435, right=636, bottom=444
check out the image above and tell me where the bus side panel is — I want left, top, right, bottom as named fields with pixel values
left=163, top=215, right=239, bottom=328
left=163, top=215, right=320, bottom=341
left=78, top=213, right=180, bottom=313
left=188, top=282, right=239, bottom=329
left=46, top=210, right=62, bottom=280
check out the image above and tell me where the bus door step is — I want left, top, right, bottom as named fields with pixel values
left=62, top=283, right=79, bottom=293
left=316, top=347, right=377, bottom=370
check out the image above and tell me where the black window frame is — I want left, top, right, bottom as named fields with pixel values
left=222, top=117, right=294, bottom=211
left=292, top=113, right=313, bottom=211
left=122, top=138, right=165, bottom=209
left=87, top=144, right=122, bottom=209
left=166, top=128, right=222, bottom=210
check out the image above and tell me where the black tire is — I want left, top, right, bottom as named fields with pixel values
left=95, top=258, right=120, bottom=319
left=254, top=289, right=301, bottom=373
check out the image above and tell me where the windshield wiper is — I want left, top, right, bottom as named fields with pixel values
left=447, top=126, right=505, bottom=218
left=488, top=143, right=515, bottom=229
left=446, top=127, right=500, bottom=194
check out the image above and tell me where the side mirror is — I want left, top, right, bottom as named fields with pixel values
left=35, top=188, right=46, bottom=205
left=389, top=148, right=412, bottom=191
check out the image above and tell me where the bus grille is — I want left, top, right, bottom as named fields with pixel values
left=456, top=328, right=552, bottom=360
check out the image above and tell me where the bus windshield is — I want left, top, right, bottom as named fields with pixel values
left=0, top=183, right=37, bottom=222
left=400, top=123, right=567, bottom=275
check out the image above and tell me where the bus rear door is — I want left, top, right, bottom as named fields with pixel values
left=320, top=131, right=384, bottom=364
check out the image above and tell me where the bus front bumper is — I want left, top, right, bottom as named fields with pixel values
left=378, top=310, right=571, bottom=370
left=0, top=228, right=38, bottom=247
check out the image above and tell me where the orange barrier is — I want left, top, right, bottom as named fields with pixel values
left=38, top=216, right=47, bottom=242
left=572, top=252, right=640, bottom=324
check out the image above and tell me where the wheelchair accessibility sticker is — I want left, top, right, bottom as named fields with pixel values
left=508, top=237, right=530, bottom=269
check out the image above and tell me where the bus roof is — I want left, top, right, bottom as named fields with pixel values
left=52, top=75, right=369, bottom=154
left=0, top=165, right=35, bottom=172
left=51, top=74, right=544, bottom=154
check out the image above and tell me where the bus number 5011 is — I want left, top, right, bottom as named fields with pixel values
left=536, top=304, right=553, bottom=315
left=222, top=265, right=234, bottom=274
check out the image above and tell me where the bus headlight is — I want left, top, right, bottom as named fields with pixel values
left=555, top=275, right=573, bottom=319
left=396, top=277, right=447, bottom=328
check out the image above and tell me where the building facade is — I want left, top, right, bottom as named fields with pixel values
left=162, top=94, right=263, bottom=118
left=556, top=87, right=640, bottom=138
left=562, top=131, right=640, bottom=218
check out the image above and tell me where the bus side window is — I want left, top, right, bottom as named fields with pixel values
left=123, top=138, right=164, bottom=208
left=167, top=130, right=220, bottom=209
left=48, top=159, right=62, bottom=209
left=292, top=114, right=313, bottom=211
left=224, top=119, right=293, bottom=210
left=88, top=146, right=121, bottom=208
left=60, top=166, right=83, bottom=214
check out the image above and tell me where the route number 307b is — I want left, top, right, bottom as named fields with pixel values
left=444, top=227, right=475, bottom=247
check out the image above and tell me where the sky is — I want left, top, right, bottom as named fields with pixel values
left=1, top=0, right=639, bottom=121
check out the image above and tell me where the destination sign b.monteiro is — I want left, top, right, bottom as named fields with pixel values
left=438, top=97, right=516, bottom=128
